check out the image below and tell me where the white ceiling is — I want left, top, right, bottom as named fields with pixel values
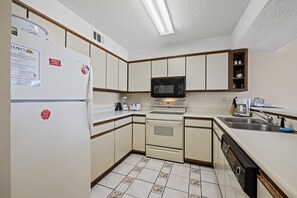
left=57, top=0, right=250, bottom=51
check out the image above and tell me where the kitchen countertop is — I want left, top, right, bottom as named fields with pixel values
left=214, top=117, right=297, bottom=197
left=252, top=107, right=297, bottom=118
left=92, top=108, right=296, bottom=196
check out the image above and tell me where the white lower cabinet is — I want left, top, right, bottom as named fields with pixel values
left=115, top=124, right=132, bottom=162
left=185, top=127, right=212, bottom=163
left=91, top=131, right=114, bottom=182
left=133, top=123, right=145, bottom=152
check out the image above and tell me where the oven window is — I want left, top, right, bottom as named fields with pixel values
left=154, top=85, right=174, bottom=94
left=154, top=126, right=173, bottom=136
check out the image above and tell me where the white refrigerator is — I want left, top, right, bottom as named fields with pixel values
left=11, top=33, right=92, bottom=198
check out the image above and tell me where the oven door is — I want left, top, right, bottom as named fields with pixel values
left=146, top=119, right=183, bottom=149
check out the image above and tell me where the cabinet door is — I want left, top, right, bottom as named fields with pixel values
left=185, top=127, right=212, bottom=162
left=186, top=55, right=206, bottom=90
left=168, top=57, right=185, bottom=77
left=133, top=123, right=145, bottom=152
left=119, top=59, right=128, bottom=91
left=213, top=131, right=219, bottom=176
left=206, top=52, right=229, bottom=90
left=90, top=45, right=106, bottom=89
left=12, top=3, right=27, bottom=18
left=66, top=31, right=89, bottom=56
left=152, top=59, right=167, bottom=78
left=218, top=144, right=226, bottom=198
left=91, top=132, right=114, bottom=182
left=115, top=124, right=132, bottom=162
left=28, top=12, right=66, bottom=47
left=128, top=61, right=151, bottom=92
left=106, top=53, right=119, bottom=90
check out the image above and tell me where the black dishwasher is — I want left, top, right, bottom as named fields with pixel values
left=221, top=134, right=259, bottom=198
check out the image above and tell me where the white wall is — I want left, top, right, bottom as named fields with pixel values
left=19, top=0, right=128, bottom=60
left=93, top=92, right=120, bottom=109
left=0, top=0, right=11, bottom=197
left=249, top=37, right=297, bottom=109
left=128, top=36, right=231, bottom=61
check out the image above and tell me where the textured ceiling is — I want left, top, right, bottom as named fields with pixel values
left=57, top=0, right=250, bottom=51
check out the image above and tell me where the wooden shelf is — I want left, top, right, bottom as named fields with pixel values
left=233, top=64, right=245, bottom=66
left=233, top=77, right=245, bottom=80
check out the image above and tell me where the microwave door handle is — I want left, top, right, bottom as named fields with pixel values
left=146, top=120, right=182, bottom=127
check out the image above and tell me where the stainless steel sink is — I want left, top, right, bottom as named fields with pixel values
left=218, top=117, right=280, bottom=132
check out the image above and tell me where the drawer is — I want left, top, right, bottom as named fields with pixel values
left=146, top=145, right=184, bottom=163
left=133, top=116, right=145, bottom=123
left=185, top=119, right=212, bottom=128
left=115, top=116, right=132, bottom=128
left=92, top=121, right=114, bottom=136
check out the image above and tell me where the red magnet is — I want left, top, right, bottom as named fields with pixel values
left=41, top=109, right=51, bottom=120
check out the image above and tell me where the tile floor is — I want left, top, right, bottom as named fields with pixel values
left=91, top=154, right=222, bottom=198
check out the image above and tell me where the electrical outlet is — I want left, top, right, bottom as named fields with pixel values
left=223, top=97, right=227, bottom=103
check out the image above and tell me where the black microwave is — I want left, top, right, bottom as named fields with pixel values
left=151, top=77, right=186, bottom=98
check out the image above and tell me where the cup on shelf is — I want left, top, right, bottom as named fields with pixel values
left=238, top=60, right=242, bottom=64
left=234, top=60, right=238, bottom=65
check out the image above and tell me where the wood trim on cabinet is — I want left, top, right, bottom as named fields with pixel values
left=114, top=122, right=132, bottom=130
left=185, top=117, right=213, bottom=121
left=93, top=87, right=128, bottom=93
left=184, top=158, right=213, bottom=167
left=258, top=173, right=288, bottom=198
left=93, top=120, right=114, bottom=127
left=91, top=151, right=132, bottom=188
left=91, top=129, right=114, bottom=139
left=133, top=122, right=146, bottom=125
left=185, top=126, right=212, bottom=130
left=132, top=150, right=146, bottom=155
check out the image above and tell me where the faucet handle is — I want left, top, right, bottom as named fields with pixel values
left=277, top=116, right=286, bottom=128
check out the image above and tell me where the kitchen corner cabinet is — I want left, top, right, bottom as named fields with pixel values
left=28, top=12, right=66, bottom=47
left=106, top=53, right=119, bottom=90
left=152, top=59, right=167, bottom=78
left=206, top=52, right=229, bottom=90
left=168, top=57, right=186, bottom=77
left=229, top=49, right=248, bottom=91
left=115, top=124, right=132, bottom=162
left=186, top=55, right=206, bottom=90
left=118, top=59, right=128, bottom=91
left=128, top=61, right=151, bottom=92
left=91, top=45, right=107, bottom=89
left=185, top=119, right=212, bottom=163
left=12, top=3, right=27, bottom=18
left=91, top=131, right=114, bottom=182
left=66, top=32, right=90, bottom=56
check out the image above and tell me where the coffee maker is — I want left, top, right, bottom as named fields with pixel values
left=233, top=98, right=251, bottom=117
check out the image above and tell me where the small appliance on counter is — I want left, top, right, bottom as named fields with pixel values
left=115, top=102, right=123, bottom=111
left=122, top=96, right=128, bottom=111
left=253, top=97, right=265, bottom=107
left=231, top=97, right=251, bottom=117
left=130, top=103, right=142, bottom=111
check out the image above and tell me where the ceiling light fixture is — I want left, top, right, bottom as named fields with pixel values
left=142, top=0, right=174, bottom=36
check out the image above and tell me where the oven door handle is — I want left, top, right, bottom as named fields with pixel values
left=146, top=120, right=183, bottom=126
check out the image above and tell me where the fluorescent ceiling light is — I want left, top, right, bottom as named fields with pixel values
left=142, top=0, right=174, bottom=36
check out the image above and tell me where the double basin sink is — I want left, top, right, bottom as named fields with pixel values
left=218, top=117, right=280, bottom=132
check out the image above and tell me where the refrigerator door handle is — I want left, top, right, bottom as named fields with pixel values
left=86, top=64, right=93, bottom=134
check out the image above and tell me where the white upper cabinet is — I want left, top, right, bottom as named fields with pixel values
left=90, top=45, right=106, bottom=89
left=206, top=52, right=229, bottom=90
left=66, top=32, right=90, bottom=56
left=168, top=57, right=186, bottom=77
left=186, top=55, right=206, bottom=90
left=106, top=53, right=119, bottom=90
left=28, top=12, right=66, bottom=47
left=118, top=59, right=128, bottom=92
left=129, top=61, right=151, bottom=92
left=152, top=59, right=167, bottom=78
left=12, top=3, right=27, bottom=18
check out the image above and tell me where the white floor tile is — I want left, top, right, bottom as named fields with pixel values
left=201, top=170, right=218, bottom=184
left=161, top=166, right=171, bottom=174
left=189, top=185, right=202, bottom=196
left=137, top=168, right=159, bottom=183
left=191, top=164, right=200, bottom=169
left=174, top=162, right=190, bottom=167
left=145, top=159, right=164, bottom=171
left=116, top=182, right=130, bottom=193
left=98, top=172, right=125, bottom=189
left=171, top=164, right=190, bottom=178
left=136, top=161, right=147, bottom=168
left=112, top=163, right=134, bottom=176
left=126, top=179, right=153, bottom=198
left=201, top=182, right=222, bottom=198
left=121, top=194, right=135, bottom=198
left=123, top=155, right=142, bottom=166
left=148, top=192, right=162, bottom=198
left=162, top=188, right=188, bottom=198
left=155, top=176, right=167, bottom=186
left=166, top=174, right=189, bottom=193
left=127, top=170, right=139, bottom=178
left=90, top=185, right=113, bottom=198
left=200, top=165, right=215, bottom=172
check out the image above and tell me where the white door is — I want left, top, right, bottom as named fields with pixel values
left=186, top=55, right=206, bottom=90
left=11, top=101, right=90, bottom=198
left=106, top=53, right=119, bottom=90
left=11, top=34, right=91, bottom=100
left=128, top=61, right=151, bottom=92
left=118, top=59, right=128, bottom=91
left=168, top=57, right=186, bottom=77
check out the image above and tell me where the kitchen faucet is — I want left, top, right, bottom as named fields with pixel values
left=255, top=111, right=273, bottom=123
